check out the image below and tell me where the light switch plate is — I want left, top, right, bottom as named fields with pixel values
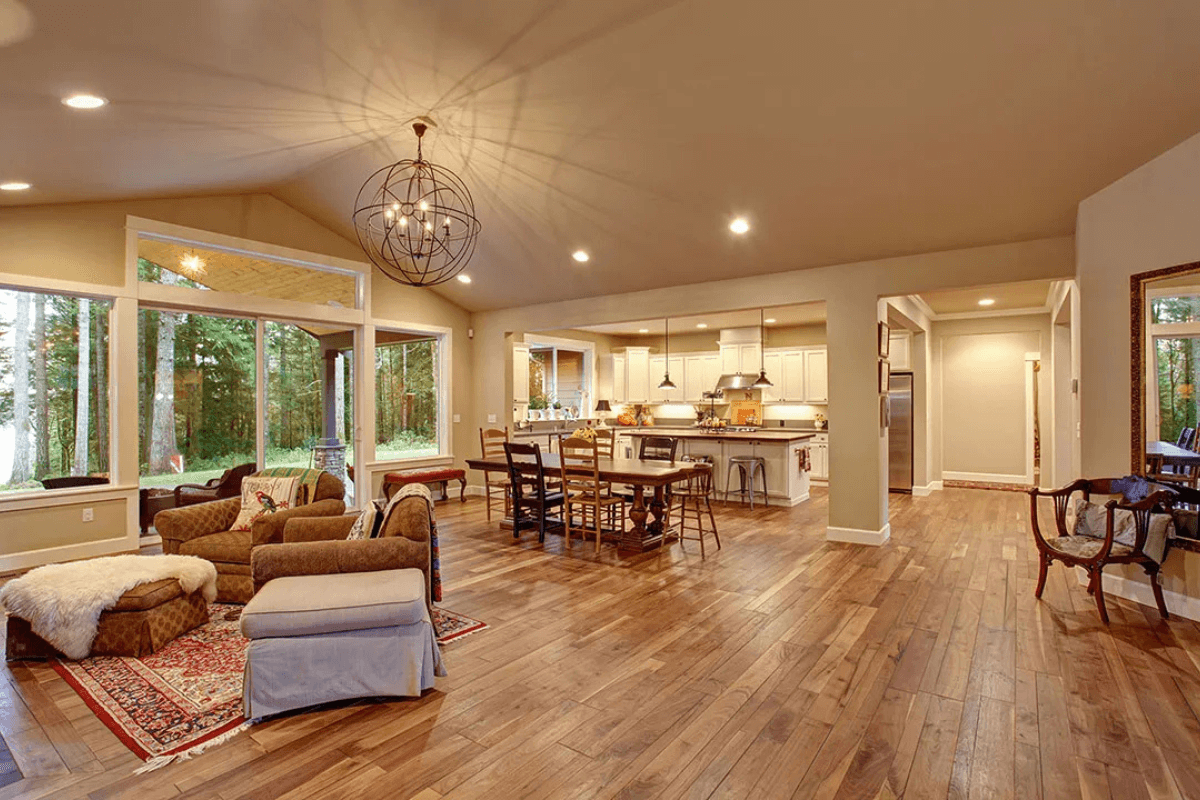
left=487, top=414, right=497, bottom=424
left=453, top=414, right=461, bottom=423
left=82, top=508, right=94, bottom=523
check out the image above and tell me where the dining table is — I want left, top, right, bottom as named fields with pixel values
left=465, top=453, right=703, bottom=553
left=1146, top=440, right=1200, bottom=473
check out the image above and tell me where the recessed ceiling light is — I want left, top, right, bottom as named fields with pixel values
left=0, top=181, right=31, bottom=191
left=729, top=217, right=750, bottom=235
left=62, top=94, right=107, bottom=110
left=638, top=328, right=649, bottom=334
left=696, top=323, right=708, bottom=329
left=456, top=274, right=472, bottom=284
left=572, top=250, right=589, bottom=263
left=179, top=254, right=206, bottom=278
left=764, top=318, right=776, bottom=324
left=978, top=298, right=996, bottom=307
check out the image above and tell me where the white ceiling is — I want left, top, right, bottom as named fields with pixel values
left=5, top=1, right=1200, bottom=311
left=576, top=303, right=826, bottom=336
left=917, top=279, right=1054, bottom=315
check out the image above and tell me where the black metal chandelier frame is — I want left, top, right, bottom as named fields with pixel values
left=353, top=122, right=482, bottom=287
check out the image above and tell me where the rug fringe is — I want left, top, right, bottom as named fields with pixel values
left=439, top=623, right=489, bottom=644
left=133, top=720, right=253, bottom=775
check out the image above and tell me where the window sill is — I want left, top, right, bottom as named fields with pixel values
left=364, top=455, right=454, bottom=470
left=0, top=484, right=139, bottom=511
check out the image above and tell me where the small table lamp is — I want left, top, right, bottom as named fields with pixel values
left=595, top=399, right=612, bottom=426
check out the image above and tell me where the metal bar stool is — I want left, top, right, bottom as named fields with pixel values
left=725, top=456, right=768, bottom=509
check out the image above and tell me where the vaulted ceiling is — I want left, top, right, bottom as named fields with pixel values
left=4, top=0, right=1200, bottom=311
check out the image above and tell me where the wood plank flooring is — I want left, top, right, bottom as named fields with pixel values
left=4, top=488, right=1200, bottom=798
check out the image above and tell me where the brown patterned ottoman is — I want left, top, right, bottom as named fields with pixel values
left=5, top=579, right=209, bottom=660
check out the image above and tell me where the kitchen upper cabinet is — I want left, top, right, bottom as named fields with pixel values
left=720, top=343, right=762, bottom=374
left=889, top=332, right=912, bottom=371
left=804, top=349, right=828, bottom=403
left=648, top=355, right=684, bottom=403
left=759, top=348, right=822, bottom=403
left=782, top=351, right=806, bottom=401
left=625, top=347, right=650, bottom=403
left=612, top=353, right=626, bottom=403
left=760, top=352, right=783, bottom=402
left=513, top=344, right=530, bottom=404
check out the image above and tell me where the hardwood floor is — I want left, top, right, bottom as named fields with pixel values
left=4, top=487, right=1200, bottom=799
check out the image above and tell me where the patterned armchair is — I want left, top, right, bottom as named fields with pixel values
left=155, top=470, right=346, bottom=603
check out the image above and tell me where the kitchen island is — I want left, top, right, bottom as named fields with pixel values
left=617, top=427, right=815, bottom=506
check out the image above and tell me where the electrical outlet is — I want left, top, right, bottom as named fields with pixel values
left=453, top=414, right=461, bottom=423
left=487, top=414, right=497, bottom=424
left=81, top=507, right=94, bottom=523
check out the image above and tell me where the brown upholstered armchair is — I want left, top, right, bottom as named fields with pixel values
left=251, top=495, right=434, bottom=610
left=155, top=471, right=346, bottom=603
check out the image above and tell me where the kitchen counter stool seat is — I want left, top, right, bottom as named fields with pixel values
left=726, top=456, right=768, bottom=509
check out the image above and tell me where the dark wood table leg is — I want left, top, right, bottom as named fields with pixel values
left=619, top=483, right=674, bottom=553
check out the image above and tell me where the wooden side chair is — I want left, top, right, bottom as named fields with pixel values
left=594, top=428, right=615, bottom=459
left=480, top=427, right=511, bottom=522
left=503, top=441, right=564, bottom=543
left=639, top=436, right=679, bottom=462
left=1028, top=478, right=1175, bottom=623
left=672, top=459, right=720, bottom=557
left=560, top=435, right=625, bottom=552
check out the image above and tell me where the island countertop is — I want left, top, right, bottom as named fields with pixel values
left=617, top=426, right=817, bottom=443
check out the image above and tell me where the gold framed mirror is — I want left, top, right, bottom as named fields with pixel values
left=1132, top=259, right=1200, bottom=474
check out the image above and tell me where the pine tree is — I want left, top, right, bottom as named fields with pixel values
left=11, top=293, right=31, bottom=483
left=33, top=295, right=49, bottom=478
left=149, top=278, right=180, bottom=472
left=72, top=299, right=91, bottom=475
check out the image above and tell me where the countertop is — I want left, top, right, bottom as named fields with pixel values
left=617, top=426, right=817, bottom=443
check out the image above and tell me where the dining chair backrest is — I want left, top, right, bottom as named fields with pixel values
left=503, top=441, right=551, bottom=500
left=1191, top=429, right=1200, bottom=453
left=639, top=435, right=678, bottom=462
left=560, top=436, right=602, bottom=497
left=1178, top=428, right=1193, bottom=448
left=594, top=428, right=615, bottom=459
left=481, top=427, right=509, bottom=460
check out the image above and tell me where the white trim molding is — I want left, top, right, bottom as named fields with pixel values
left=943, top=471, right=1029, bottom=485
left=912, top=481, right=943, bottom=497
left=0, top=536, right=137, bottom=575
left=1074, top=567, right=1200, bottom=623
left=827, top=523, right=891, bottom=546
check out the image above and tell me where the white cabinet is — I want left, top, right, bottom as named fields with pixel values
left=782, top=351, right=806, bottom=401
left=512, top=344, right=530, bottom=420
left=683, top=354, right=720, bottom=401
left=760, top=352, right=784, bottom=402
left=720, top=343, right=762, bottom=374
left=808, top=433, right=829, bottom=480
left=889, top=332, right=912, bottom=371
left=804, top=350, right=828, bottom=403
left=625, top=348, right=650, bottom=403
left=612, top=353, right=626, bottom=403
left=648, top=356, right=684, bottom=403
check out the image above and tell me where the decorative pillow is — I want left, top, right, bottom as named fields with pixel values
left=571, top=427, right=597, bottom=442
left=1071, top=498, right=1173, bottom=554
left=347, top=501, right=385, bottom=540
left=230, top=476, right=300, bottom=532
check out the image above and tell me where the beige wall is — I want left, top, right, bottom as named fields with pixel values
left=934, top=318, right=1048, bottom=480
left=473, top=236, right=1074, bottom=536
left=1078, top=128, right=1200, bottom=604
left=0, top=193, right=472, bottom=563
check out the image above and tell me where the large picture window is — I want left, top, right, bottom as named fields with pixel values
left=375, top=331, right=439, bottom=460
left=0, top=289, right=111, bottom=492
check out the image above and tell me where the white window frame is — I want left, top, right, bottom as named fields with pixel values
left=1145, top=285, right=1200, bottom=444
left=525, top=334, right=595, bottom=416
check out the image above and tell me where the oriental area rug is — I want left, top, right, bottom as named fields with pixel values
left=52, top=604, right=488, bottom=770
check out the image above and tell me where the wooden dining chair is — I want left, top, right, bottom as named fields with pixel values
left=480, top=427, right=511, bottom=521
left=594, top=428, right=615, bottom=459
left=1028, top=477, right=1175, bottom=623
left=639, top=436, right=679, bottom=462
left=560, top=435, right=625, bottom=552
left=503, top=441, right=565, bottom=543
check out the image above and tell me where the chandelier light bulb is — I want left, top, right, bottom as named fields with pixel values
left=419, top=200, right=429, bottom=212
left=730, top=217, right=750, bottom=235
left=398, top=216, right=407, bottom=227
left=572, top=250, right=590, bottom=263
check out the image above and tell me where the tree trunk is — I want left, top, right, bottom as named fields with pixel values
left=93, top=305, right=108, bottom=468
left=149, top=288, right=180, bottom=473
left=11, top=294, right=31, bottom=483
left=33, top=295, right=49, bottom=478
left=73, top=299, right=91, bottom=476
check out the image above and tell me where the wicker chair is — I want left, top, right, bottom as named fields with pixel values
left=1028, top=478, right=1175, bottom=623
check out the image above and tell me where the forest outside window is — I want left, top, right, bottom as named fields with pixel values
left=375, top=331, right=441, bottom=460
left=0, top=288, right=112, bottom=493
left=1149, top=291, right=1200, bottom=444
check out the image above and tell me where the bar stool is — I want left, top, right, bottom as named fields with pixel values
left=673, top=459, right=720, bottom=557
left=725, top=456, right=768, bottom=509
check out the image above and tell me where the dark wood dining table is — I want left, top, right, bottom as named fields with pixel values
left=465, top=454, right=702, bottom=553
left=1146, top=440, right=1200, bottom=471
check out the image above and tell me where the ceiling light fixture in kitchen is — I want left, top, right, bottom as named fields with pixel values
left=696, top=323, right=708, bottom=329
left=638, top=328, right=649, bottom=334
left=62, top=93, right=107, bottom=109
left=764, top=318, right=776, bottom=324
left=353, top=119, right=481, bottom=287
left=729, top=217, right=750, bottom=235
left=0, top=181, right=31, bottom=191
left=572, top=250, right=589, bottom=263
left=752, top=308, right=773, bottom=388
left=978, top=298, right=996, bottom=307
left=658, top=318, right=677, bottom=390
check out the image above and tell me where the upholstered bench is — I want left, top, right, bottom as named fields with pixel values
left=6, top=579, right=209, bottom=660
left=240, top=568, right=443, bottom=718
left=383, top=468, right=467, bottom=502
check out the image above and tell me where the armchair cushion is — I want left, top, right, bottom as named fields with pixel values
left=156, top=497, right=241, bottom=550
left=251, top=498, right=346, bottom=547
left=251, top=537, right=430, bottom=598
left=283, top=515, right=357, bottom=544
left=1047, top=536, right=1134, bottom=560
left=1071, top=498, right=1174, bottom=563
left=179, top=530, right=252, bottom=565
left=241, top=569, right=425, bottom=639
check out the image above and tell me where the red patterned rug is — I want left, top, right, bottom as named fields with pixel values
left=53, top=604, right=487, bottom=769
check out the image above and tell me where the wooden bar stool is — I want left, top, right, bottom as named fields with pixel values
left=672, top=459, right=720, bottom=557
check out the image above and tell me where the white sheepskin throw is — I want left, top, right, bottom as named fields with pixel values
left=0, top=554, right=217, bottom=659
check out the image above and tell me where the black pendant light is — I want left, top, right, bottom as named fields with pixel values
left=658, top=317, right=677, bottom=390
left=752, top=308, right=773, bottom=388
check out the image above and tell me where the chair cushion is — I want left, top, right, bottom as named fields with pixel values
left=1047, top=536, right=1134, bottom=560
left=386, top=468, right=466, bottom=485
left=1072, top=498, right=1173, bottom=553
left=240, top=568, right=426, bottom=639
left=179, top=529, right=252, bottom=564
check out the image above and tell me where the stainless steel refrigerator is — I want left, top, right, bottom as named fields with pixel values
left=888, top=373, right=914, bottom=493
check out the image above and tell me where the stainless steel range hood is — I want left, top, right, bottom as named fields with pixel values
left=714, top=373, right=757, bottom=392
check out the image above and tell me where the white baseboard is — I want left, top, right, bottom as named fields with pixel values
left=1073, top=566, right=1200, bottom=622
left=464, top=485, right=486, bottom=497
left=943, top=471, right=1029, bottom=485
left=827, top=523, right=891, bottom=546
left=0, top=536, right=137, bottom=575
left=912, top=480, right=943, bottom=497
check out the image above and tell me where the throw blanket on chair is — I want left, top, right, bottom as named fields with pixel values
left=257, top=467, right=325, bottom=506
left=0, top=555, right=217, bottom=659
left=384, top=483, right=443, bottom=602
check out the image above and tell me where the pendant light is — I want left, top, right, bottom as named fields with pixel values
left=658, top=318, right=677, bottom=390
left=752, top=308, right=773, bottom=388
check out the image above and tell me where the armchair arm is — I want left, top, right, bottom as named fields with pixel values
left=251, top=498, right=346, bottom=547
left=155, top=497, right=241, bottom=553
left=251, top=537, right=431, bottom=605
left=283, top=514, right=358, bottom=543
left=1108, top=490, right=1175, bottom=558
left=1028, top=480, right=1088, bottom=546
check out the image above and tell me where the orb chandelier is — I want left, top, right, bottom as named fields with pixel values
left=353, top=121, right=481, bottom=287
